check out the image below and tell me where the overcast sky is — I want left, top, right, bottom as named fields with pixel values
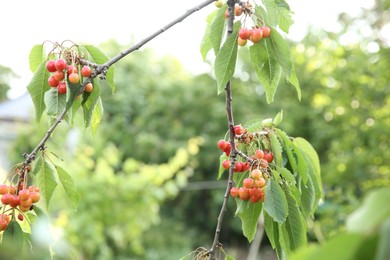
left=0, top=0, right=373, bottom=98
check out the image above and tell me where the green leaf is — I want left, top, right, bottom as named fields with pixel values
left=264, top=211, right=286, bottom=259
left=292, top=143, right=309, bottom=184
left=2, top=221, right=24, bottom=249
left=71, top=96, right=82, bottom=125
left=214, top=22, right=240, bottom=94
left=289, top=233, right=366, bottom=260
left=293, top=137, right=322, bottom=200
left=346, top=188, right=390, bottom=234
left=277, top=166, right=296, bottom=185
left=66, top=82, right=82, bottom=111
left=281, top=185, right=307, bottom=252
left=44, top=87, right=66, bottom=117
left=288, top=64, right=301, bottom=100
left=259, top=60, right=282, bottom=103
left=225, top=256, right=235, bottom=260
left=80, top=45, right=115, bottom=93
left=250, top=40, right=283, bottom=103
left=264, top=178, right=288, bottom=223
left=275, top=129, right=298, bottom=174
left=210, top=5, right=227, bottom=55
left=268, top=29, right=301, bottom=100
left=273, top=110, right=283, bottom=126
left=35, top=156, right=58, bottom=209
left=268, top=29, right=292, bottom=76
left=242, top=118, right=263, bottom=133
left=238, top=201, right=262, bottom=242
left=29, top=45, right=46, bottom=73
left=218, top=153, right=229, bottom=180
left=377, top=219, right=390, bottom=260
left=56, top=165, right=80, bottom=210
left=276, top=5, right=294, bottom=33
left=270, top=131, right=283, bottom=167
left=200, top=10, right=217, bottom=61
left=254, top=5, right=270, bottom=27
left=27, top=61, right=50, bottom=122
left=300, top=174, right=315, bottom=219
left=91, top=97, right=104, bottom=134
left=263, top=0, right=278, bottom=27
left=82, top=79, right=101, bottom=128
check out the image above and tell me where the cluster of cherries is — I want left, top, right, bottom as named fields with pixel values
left=217, top=124, right=274, bottom=203
left=238, top=26, right=271, bottom=46
left=215, top=0, right=272, bottom=46
left=46, top=58, right=94, bottom=94
left=0, top=183, right=41, bottom=231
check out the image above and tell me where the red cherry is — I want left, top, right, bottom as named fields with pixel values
left=234, top=125, right=245, bottom=135
left=217, top=140, right=228, bottom=151
left=222, top=159, right=231, bottom=170
left=251, top=169, right=262, bottom=180
left=243, top=178, right=254, bottom=188
left=18, top=189, right=30, bottom=201
left=20, top=197, right=32, bottom=208
left=234, top=162, right=243, bottom=172
left=255, top=149, right=264, bottom=160
left=55, top=58, right=67, bottom=71
left=0, top=185, right=9, bottom=195
left=46, top=60, right=56, bottom=72
left=239, top=28, right=251, bottom=40
left=1, top=193, right=12, bottom=205
left=85, top=82, right=94, bottom=93
left=30, top=191, right=40, bottom=203
left=0, top=219, right=8, bottom=231
left=260, top=26, right=271, bottom=38
left=58, top=82, right=67, bottom=94
left=81, top=66, right=93, bottom=77
left=264, top=152, right=274, bottom=163
left=241, top=162, right=251, bottom=172
left=255, top=178, right=266, bottom=188
left=223, top=143, right=232, bottom=156
left=48, top=76, right=59, bottom=87
left=53, top=71, right=65, bottom=81
left=250, top=28, right=263, bottom=43
left=9, top=195, right=20, bottom=208
left=238, top=187, right=250, bottom=200
left=68, top=73, right=80, bottom=84
left=230, top=187, right=239, bottom=198
left=67, top=65, right=78, bottom=76
left=238, top=37, right=247, bottom=47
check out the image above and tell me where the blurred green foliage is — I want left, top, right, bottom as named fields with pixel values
left=0, top=64, right=16, bottom=101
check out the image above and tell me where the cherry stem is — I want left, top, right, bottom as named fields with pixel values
left=208, top=0, right=237, bottom=258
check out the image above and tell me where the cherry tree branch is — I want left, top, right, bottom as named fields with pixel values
left=208, top=0, right=237, bottom=258
left=19, top=0, right=216, bottom=170
left=84, top=0, right=216, bottom=77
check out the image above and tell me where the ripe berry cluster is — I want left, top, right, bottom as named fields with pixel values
left=215, top=0, right=272, bottom=47
left=0, top=184, right=41, bottom=231
left=217, top=124, right=274, bottom=204
left=46, top=58, right=94, bottom=94
left=238, top=26, right=271, bottom=46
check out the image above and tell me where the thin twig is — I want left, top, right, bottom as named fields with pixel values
left=85, top=0, right=216, bottom=79
left=208, top=0, right=237, bottom=258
